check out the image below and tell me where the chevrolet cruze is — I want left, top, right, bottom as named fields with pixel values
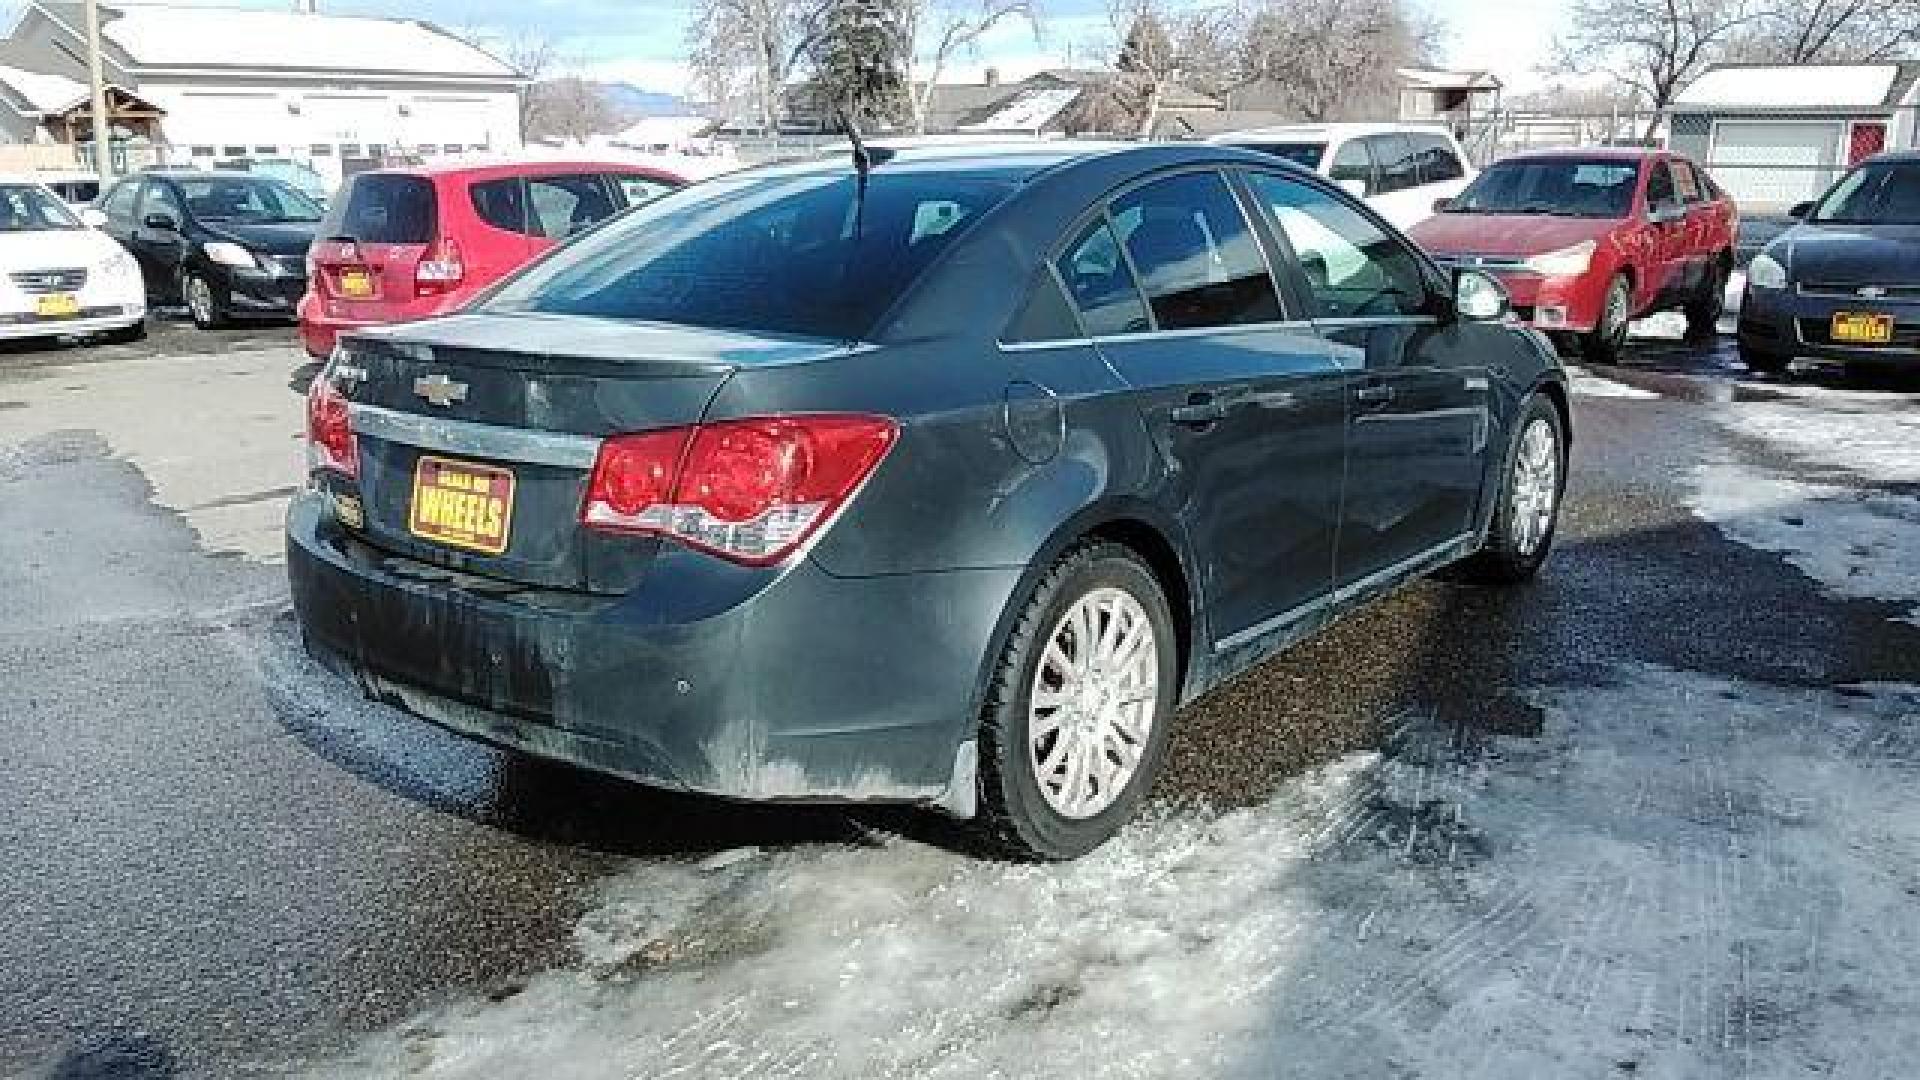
left=288, top=143, right=1570, bottom=859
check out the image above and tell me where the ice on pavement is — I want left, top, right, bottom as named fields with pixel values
left=316, top=667, right=1920, bottom=1080
left=1566, top=365, right=1659, bottom=399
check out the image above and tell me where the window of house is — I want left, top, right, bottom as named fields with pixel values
left=189, top=145, right=215, bottom=158
left=1108, top=170, right=1281, bottom=331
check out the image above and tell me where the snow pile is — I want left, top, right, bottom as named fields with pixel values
left=101, top=7, right=512, bottom=77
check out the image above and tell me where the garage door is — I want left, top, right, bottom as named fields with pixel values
left=1709, top=120, right=1844, bottom=211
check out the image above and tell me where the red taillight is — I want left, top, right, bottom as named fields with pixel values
left=582, top=414, right=896, bottom=566
left=416, top=234, right=465, bottom=297
left=305, top=373, right=358, bottom=479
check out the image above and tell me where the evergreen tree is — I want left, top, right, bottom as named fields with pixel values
left=811, top=0, right=912, bottom=128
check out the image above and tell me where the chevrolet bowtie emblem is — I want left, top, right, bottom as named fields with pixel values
left=1858, top=286, right=1888, bottom=299
left=413, top=373, right=468, bottom=408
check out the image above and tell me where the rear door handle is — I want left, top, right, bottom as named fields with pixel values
left=1170, top=394, right=1228, bottom=428
left=1355, top=383, right=1396, bottom=407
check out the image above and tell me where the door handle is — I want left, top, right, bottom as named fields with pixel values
left=1169, top=394, right=1228, bottom=428
left=1354, top=383, right=1396, bottom=407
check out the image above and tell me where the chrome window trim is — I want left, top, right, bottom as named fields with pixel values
left=349, top=403, right=602, bottom=469
left=997, top=317, right=1321, bottom=352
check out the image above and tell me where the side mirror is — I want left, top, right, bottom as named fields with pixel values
left=1454, top=269, right=1510, bottom=322
left=1432, top=196, right=1455, bottom=214
left=142, top=212, right=178, bottom=232
left=78, top=207, right=108, bottom=229
left=1788, top=200, right=1814, bottom=220
left=1336, top=178, right=1369, bottom=200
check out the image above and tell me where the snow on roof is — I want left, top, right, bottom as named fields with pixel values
left=1676, top=64, right=1900, bottom=109
left=0, top=63, right=83, bottom=112
left=1399, top=67, right=1502, bottom=90
left=97, top=5, right=516, bottom=79
left=959, top=84, right=1081, bottom=133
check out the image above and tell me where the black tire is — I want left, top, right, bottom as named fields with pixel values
left=98, top=319, right=146, bottom=345
left=1684, top=256, right=1728, bottom=340
left=1738, top=341, right=1790, bottom=376
left=1459, top=394, right=1565, bottom=586
left=1582, top=274, right=1632, bottom=365
left=182, top=271, right=228, bottom=330
left=976, top=541, right=1179, bottom=861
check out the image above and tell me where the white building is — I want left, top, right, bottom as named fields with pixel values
left=0, top=2, right=525, bottom=188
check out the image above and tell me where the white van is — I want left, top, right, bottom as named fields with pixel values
left=1210, top=123, right=1477, bottom=232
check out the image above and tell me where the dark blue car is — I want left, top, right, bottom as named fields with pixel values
left=288, top=142, right=1569, bottom=859
left=1741, top=150, right=1920, bottom=376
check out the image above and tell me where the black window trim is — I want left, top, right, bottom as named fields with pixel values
left=1645, top=158, right=1681, bottom=216
left=1367, top=132, right=1420, bottom=195
left=1327, top=137, right=1380, bottom=198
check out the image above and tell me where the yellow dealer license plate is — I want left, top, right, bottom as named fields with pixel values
left=36, top=294, right=79, bottom=318
left=408, top=456, right=514, bottom=555
left=339, top=269, right=373, bottom=298
left=1832, top=311, right=1893, bottom=344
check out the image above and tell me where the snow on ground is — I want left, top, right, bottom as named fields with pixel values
left=315, top=667, right=1920, bottom=1080
left=1689, top=383, right=1920, bottom=619
left=1566, top=365, right=1660, bottom=399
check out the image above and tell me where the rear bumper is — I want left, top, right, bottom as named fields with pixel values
left=1738, top=284, right=1920, bottom=367
left=285, top=490, right=1015, bottom=809
left=0, top=304, right=143, bottom=341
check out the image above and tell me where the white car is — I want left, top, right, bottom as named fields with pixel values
left=1210, top=123, right=1477, bottom=233
left=0, top=180, right=145, bottom=344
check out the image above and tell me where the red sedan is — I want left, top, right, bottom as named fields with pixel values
left=1411, top=148, right=1736, bottom=363
left=298, top=161, right=684, bottom=359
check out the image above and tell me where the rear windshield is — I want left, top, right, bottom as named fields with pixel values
left=1232, top=142, right=1326, bottom=170
left=1447, top=157, right=1641, bottom=219
left=322, top=174, right=435, bottom=244
left=483, top=168, right=1023, bottom=340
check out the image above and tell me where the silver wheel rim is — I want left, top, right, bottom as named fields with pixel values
left=186, top=277, right=213, bottom=325
left=1028, top=587, right=1158, bottom=820
left=1510, top=417, right=1559, bottom=555
left=1602, top=282, right=1628, bottom=345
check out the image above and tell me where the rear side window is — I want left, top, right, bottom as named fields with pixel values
left=1409, top=134, right=1464, bottom=184
left=1232, top=142, right=1326, bottom=170
left=324, top=174, right=434, bottom=244
left=528, top=173, right=621, bottom=239
left=1110, top=171, right=1280, bottom=331
left=615, top=174, right=675, bottom=207
left=486, top=169, right=1022, bottom=340
left=470, top=177, right=527, bottom=233
left=1370, top=134, right=1419, bottom=194
left=1006, top=269, right=1081, bottom=342
left=1056, top=220, right=1148, bottom=336
left=1329, top=140, right=1375, bottom=194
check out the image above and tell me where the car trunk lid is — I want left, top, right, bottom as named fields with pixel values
left=337, top=312, right=847, bottom=594
left=312, top=173, right=438, bottom=310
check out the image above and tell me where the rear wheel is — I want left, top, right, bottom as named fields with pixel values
left=977, top=542, right=1178, bottom=860
left=1581, top=274, right=1632, bottom=365
left=1685, top=256, right=1728, bottom=340
left=182, top=272, right=227, bottom=330
left=1461, top=395, right=1564, bottom=585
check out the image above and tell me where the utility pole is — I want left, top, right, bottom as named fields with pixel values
left=84, top=0, right=113, bottom=180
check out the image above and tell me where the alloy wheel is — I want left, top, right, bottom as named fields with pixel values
left=1509, top=417, right=1560, bottom=556
left=1028, top=587, right=1159, bottom=820
left=186, top=276, right=215, bottom=327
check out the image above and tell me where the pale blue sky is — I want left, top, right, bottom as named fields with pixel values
left=3, top=0, right=1571, bottom=96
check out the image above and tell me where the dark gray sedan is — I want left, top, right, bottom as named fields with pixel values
left=288, top=142, right=1569, bottom=859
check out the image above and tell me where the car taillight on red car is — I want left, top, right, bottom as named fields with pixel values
left=305, top=373, right=358, bottom=479
left=582, top=414, right=897, bottom=566
left=416, top=235, right=465, bottom=297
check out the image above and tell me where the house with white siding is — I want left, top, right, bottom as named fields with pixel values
left=0, top=2, right=525, bottom=188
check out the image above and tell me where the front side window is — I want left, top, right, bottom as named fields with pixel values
left=1370, top=134, right=1419, bottom=194
left=1056, top=219, right=1149, bottom=336
left=139, top=180, right=184, bottom=223
left=102, top=180, right=139, bottom=222
left=0, top=184, right=81, bottom=232
left=1672, top=160, right=1703, bottom=203
left=486, top=168, right=1022, bottom=340
left=1329, top=140, right=1375, bottom=194
left=1812, top=160, right=1920, bottom=224
left=1108, top=171, right=1281, bottom=331
left=1445, top=157, right=1641, bottom=219
left=1646, top=161, right=1679, bottom=214
left=1246, top=172, right=1428, bottom=320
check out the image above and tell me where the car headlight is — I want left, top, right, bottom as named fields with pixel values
left=1747, top=251, right=1787, bottom=290
left=1523, top=240, right=1597, bottom=277
left=202, top=241, right=257, bottom=269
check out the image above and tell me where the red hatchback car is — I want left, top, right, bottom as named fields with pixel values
left=298, top=161, right=683, bottom=358
left=1411, top=149, right=1737, bottom=363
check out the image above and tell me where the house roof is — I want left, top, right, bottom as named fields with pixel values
left=0, top=62, right=82, bottom=112
left=1398, top=67, right=1502, bottom=91
left=31, top=2, right=519, bottom=81
left=1675, top=62, right=1920, bottom=110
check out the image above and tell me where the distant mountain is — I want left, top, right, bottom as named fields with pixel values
left=600, top=83, right=691, bottom=117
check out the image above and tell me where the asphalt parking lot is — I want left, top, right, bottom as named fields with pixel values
left=5, top=316, right=1920, bottom=1079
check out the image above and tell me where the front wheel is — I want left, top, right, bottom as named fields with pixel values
left=1460, top=395, right=1565, bottom=585
left=1581, top=274, right=1632, bottom=365
left=977, top=542, right=1179, bottom=860
left=182, top=272, right=227, bottom=330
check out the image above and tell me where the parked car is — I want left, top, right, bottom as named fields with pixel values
left=1212, top=123, right=1476, bottom=232
left=94, top=170, right=324, bottom=330
left=298, top=161, right=684, bottom=359
left=1411, top=148, right=1738, bottom=364
left=0, top=179, right=145, bottom=345
left=1739, top=151, right=1920, bottom=376
left=30, top=170, right=102, bottom=211
left=288, top=143, right=1569, bottom=860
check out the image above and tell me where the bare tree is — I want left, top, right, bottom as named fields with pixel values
left=523, top=77, right=622, bottom=144
left=688, top=0, right=830, bottom=132
left=1234, top=0, right=1439, bottom=121
left=905, top=0, right=1042, bottom=134
left=1553, top=0, right=1759, bottom=137
left=1732, top=0, right=1920, bottom=62
left=1099, top=0, right=1232, bottom=138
